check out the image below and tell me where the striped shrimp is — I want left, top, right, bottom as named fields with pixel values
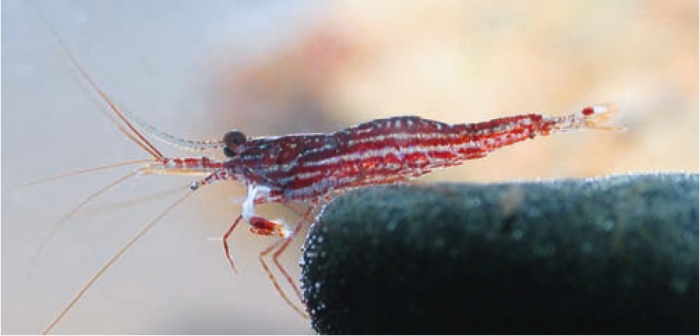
left=21, top=4, right=622, bottom=335
left=43, top=87, right=622, bottom=333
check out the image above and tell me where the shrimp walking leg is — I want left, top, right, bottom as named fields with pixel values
left=258, top=205, right=316, bottom=318
left=222, top=214, right=244, bottom=274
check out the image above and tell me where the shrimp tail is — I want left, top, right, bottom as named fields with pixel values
left=549, top=103, right=625, bottom=133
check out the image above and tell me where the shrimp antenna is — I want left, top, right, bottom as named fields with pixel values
left=30, top=4, right=164, bottom=160
left=42, top=188, right=196, bottom=335
left=28, top=170, right=140, bottom=275
left=35, top=1, right=225, bottom=154
left=118, top=105, right=226, bottom=152
left=15, top=159, right=153, bottom=191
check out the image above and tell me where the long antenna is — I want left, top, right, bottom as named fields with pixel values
left=30, top=4, right=164, bottom=160
left=119, top=105, right=226, bottom=152
left=28, top=170, right=141, bottom=274
left=42, top=189, right=196, bottom=335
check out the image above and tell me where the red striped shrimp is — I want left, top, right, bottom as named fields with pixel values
left=9, top=3, right=622, bottom=335
left=43, top=82, right=622, bottom=333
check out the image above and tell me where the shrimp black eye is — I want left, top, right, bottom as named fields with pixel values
left=223, top=130, right=246, bottom=157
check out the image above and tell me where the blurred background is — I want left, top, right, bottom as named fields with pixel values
left=3, top=0, right=697, bottom=334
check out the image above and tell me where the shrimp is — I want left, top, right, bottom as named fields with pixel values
left=43, top=87, right=621, bottom=333
left=12, top=3, right=621, bottom=334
